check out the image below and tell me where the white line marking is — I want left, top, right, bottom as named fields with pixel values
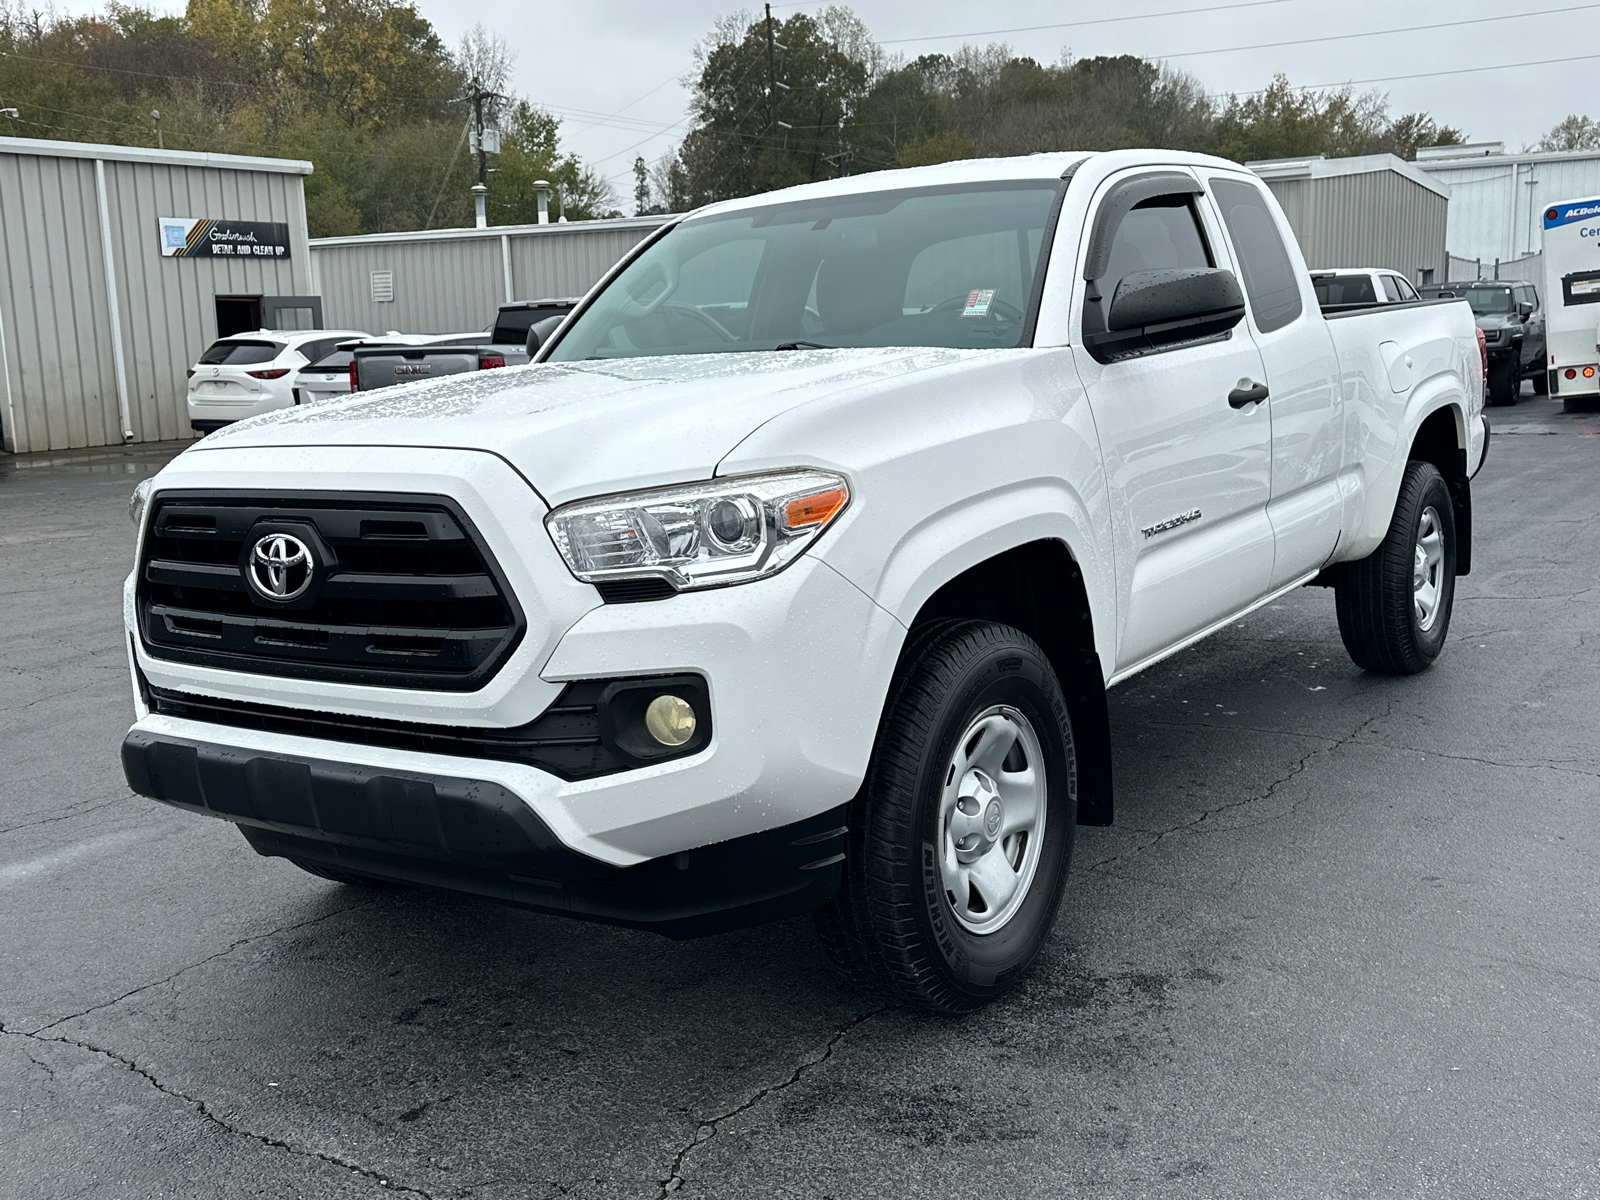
left=0, top=830, right=149, bottom=889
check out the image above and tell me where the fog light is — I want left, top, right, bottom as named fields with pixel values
left=644, top=694, right=696, bottom=746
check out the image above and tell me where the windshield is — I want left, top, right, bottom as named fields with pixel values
left=546, top=181, right=1062, bottom=361
left=1434, top=286, right=1515, bottom=315
left=198, top=339, right=282, bottom=366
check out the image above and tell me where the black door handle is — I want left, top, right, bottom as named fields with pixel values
left=1229, top=381, right=1269, bottom=409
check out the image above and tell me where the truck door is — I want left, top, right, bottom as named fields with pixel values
left=1205, top=173, right=1342, bottom=590
left=1071, top=168, right=1274, bottom=672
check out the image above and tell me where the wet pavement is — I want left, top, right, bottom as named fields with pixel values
left=2, top=396, right=1597, bottom=1199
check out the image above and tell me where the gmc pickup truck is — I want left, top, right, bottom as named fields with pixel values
left=350, top=299, right=577, bottom=392
left=122, top=151, right=1486, bottom=1012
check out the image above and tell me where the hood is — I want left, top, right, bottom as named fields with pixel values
left=194, top=348, right=978, bottom=506
left=1475, top=314, right=1520, bottom=332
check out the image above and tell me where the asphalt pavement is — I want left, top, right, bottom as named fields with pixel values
left=2, top=392, right=1597, bottom=1200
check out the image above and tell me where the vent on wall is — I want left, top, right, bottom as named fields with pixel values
left=370, top=270, right=394, bottom=303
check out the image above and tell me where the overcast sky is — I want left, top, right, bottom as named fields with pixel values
left=88, top=0, right=1600, bottom=200
left=415, top=0, right=1590, bottom=201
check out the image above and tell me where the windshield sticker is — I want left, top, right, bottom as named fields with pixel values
left=962, top=289, right=996, bottom=317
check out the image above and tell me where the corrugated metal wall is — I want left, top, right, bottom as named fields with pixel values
left=310, top=218, right=667, bottom=335
left=0, top=140, right=312, bottom=454
left=1264, top=171, right=1448, bottom=283
left=1420, top=153, right=1600, bottom=264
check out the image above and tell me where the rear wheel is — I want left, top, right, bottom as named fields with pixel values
left=1531, top=369, right=1549, bottom=396
left=814, top=620, right=1076, bottom=1012
left=1335, top=460, right=1457, bottom=674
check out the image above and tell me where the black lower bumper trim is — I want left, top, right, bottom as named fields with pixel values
left=121, top=729, right=844, bottom=938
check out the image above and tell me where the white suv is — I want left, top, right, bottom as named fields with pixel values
left=188, top=329, right=365, bottom=433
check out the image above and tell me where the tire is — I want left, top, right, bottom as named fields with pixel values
left=1487, top=357, right=1517, bottom=406
left=1531, top=369, right=1549, bottom=396
left=1335, top=460, right=1456, bottom=674
left=284, top=855, right=408, bottom=889
left=814, top=620, right=1076, bottom=1013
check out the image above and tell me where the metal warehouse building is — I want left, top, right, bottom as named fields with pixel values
left=1248, top=153, right=1451, bottom=285
left=309, top=218, right=669, bottom=337
left=0, top=136, right=318, bottom=455
left=1414, top=142, right=1600, bottom=282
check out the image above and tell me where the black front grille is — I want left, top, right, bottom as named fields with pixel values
left=137, top=492, right=524, bottom=690
left=143, top=680, right=628, bottom=780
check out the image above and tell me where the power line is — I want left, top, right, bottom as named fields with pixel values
left=1160, top=2, right=1600, bottom=61
left=874, top=0, right=1300, bottom=45
left=1240, top=50, right=1600, bottom=95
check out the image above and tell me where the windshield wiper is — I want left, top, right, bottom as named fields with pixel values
left=772, top=340, right=833, bottom=351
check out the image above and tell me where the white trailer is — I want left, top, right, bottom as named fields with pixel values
left=1541, top=196, right=1600, bottom=407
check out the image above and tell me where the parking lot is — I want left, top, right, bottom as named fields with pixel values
left=2, top=391, right=1597, bottom=1200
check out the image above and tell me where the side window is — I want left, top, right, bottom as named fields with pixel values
left=1380, top=275, right=1403, bottom=303
left=1101, top=196, right=1212, bottom=302
left=1209, top=177, right=1304, bottom=333
left=1394, top=275, right=1418, bottom=301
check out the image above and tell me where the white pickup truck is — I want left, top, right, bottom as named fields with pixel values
left=122, top=151, right=1486, bottom=1012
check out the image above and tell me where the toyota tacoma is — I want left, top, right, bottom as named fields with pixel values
left=122, top=151, right=1487, bottom=1012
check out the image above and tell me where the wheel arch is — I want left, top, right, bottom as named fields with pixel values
left=907, top=538, right=1114, bottom=827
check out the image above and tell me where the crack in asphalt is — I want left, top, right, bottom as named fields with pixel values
left=0, top=796, right=129, bottom=836
left=653, top=1005, right=890, bottom=1197
left=0, top=1019, right=435, bottom=1197
left=26, top=899, right=379, bottom=1037
left=1087, top=703, right=1396, bottom=872
left=1368, top=744, right=1600, bottom=780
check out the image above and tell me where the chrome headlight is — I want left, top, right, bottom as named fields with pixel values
left=545, top=470, right=850, bottom=591
left=129, top=478, right=154, bottom=529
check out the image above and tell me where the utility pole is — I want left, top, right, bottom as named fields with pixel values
left=764, top=4, right=776, bottom=143
left=472, top=82, right=488, bottom=228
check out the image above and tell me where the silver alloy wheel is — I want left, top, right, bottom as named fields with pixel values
left=938, top=705, right=1047, bottom=935
left=1413, top=505, right=1445, bottom=632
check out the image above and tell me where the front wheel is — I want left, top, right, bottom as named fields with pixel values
left=1335, top=460, right=1457, bottom=674
left=814, top=620, right=1076, bottom=1013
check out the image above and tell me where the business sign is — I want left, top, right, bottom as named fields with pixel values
left=158, top=217, right=291, bottom=259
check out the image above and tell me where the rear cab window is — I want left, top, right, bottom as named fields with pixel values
left=1208, top=177, right=1304, bottom=333
left=1313, top=275, right=1377, bottom=306
left=198, top=339, right=283, bottom=366
left=1380, top=276, right=1403, bottom=303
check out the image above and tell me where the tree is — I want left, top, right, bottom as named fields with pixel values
left=668, top=7, right=876, bottom=207
left=1536, top=114, right=1600, bottom=152
left=0, top=0, right=612, bottom=235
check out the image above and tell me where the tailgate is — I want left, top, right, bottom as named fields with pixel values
left=355, top=348, right=481, bottom=391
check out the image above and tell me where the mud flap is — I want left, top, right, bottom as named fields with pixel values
left=1066, top=649, right=1114, bottom=826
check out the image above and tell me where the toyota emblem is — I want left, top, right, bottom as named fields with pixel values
left=247, top=533, right=313, bottom=601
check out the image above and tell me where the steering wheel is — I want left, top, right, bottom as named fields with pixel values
left=614, top=255, right=681, bottom=323
left=658, top=304, right=737, bottom=342
left=925, top=293, right=1025, bottom=321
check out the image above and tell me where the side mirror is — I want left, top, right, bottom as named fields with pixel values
left=1085, top=268, right=1247, bottom=361
left=1517, top=300, right=1534, bottom=319
left=525, top=314, right=566, bottom=357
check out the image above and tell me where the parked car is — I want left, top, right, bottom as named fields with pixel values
left=1310, top=268, right=1420, bottom=308
left=125, top=150, right=1485, bottom=1012
left=1419, top=280, right=1545, bottom=405
left=187, top=330, right=365, bottom=433
left=350, top=299, right=578, bottom=392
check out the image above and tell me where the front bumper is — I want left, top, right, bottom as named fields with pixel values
left=122, top=728, right=845, bottom=938
left=127, top=444, right=906, bottom=872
